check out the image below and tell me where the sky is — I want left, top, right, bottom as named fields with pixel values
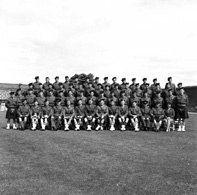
left=0, top=0, right=197, bottom=87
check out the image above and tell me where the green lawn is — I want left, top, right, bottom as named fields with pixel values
left=0, top=111, right=196, bottom=195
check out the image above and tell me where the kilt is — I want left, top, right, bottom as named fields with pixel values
left=176, top=107, right=189, bottom=119
left=6, top=107, right=17, bottom=119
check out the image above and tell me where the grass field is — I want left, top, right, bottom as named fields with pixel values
left=0, top=112, right=196, bottom=195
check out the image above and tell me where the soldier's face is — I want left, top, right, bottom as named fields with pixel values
left=46, top=78, right=50, bottom=82
left=45, top=101, right=49, bottom=106
left=23, top=100, right=27, bottom=105
left=100, top=100, right=104, bottom=106
left=67, top=101, right=71, bottom=106
left=89, top=100, right=93, bottom=104
left=78, top=100, right=82, bottom=105
left=34, top=101, right=38, bottom=106
left=39, top=92, right=43, bottom=96
left=111, top=101, right=115, bottom=106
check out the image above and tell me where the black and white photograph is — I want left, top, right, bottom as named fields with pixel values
left=0, top=0, right=196, bottom=194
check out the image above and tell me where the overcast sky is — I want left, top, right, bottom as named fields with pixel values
left=0, top=0, right=196, bottom=87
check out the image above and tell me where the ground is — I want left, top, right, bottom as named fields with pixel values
left=0, top=112, right=196, bottom=195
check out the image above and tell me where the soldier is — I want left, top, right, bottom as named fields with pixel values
left=69, top=83, right=76, bottom=97
left=164, top=102, right=175, bottom=132
left=53, top=76, right=60, bottom=96
left=41, top=99, right=53, bottom=130
left=85, top=82, right=95, bottom=96
left=5, top=92, right=18, bottom=130
left=83, top=77, right=90, bottom=91
left=104, top=85, right=111, bottom=100
left=63, top=76, right=70, bottom=95
left=26, top=89, right=36, bottom=108
left=17, top=99, right=30, bottom=130
left=97, top=91, right=108, bottom=105
left=51, top=99, right=63, bottom=130
left=108, top=91, right=119, bottom=106
left=57, top=83, right=65, bottom=95
left=120, top=78, right=127, bottom=91
left=108, top=99, right=119, bottom=131
left=43, top=77, right=51, bottom=93
left=96, top=99, right=109, bottom=130
left=84, top=98, right=97, bottom=131
left=88, top=90, right=97, bottom=105
left=150, top=78, right=158, bottom=93
left=135, top=83, right=142, bottom=98
left=175, top=87, right=189, bottom=132
left=30, top=100, right=42, bottom=130
left=129, top=78, right=136, bottom=92
left=58, top=90, right=66, bottom=107
left=111, top=77, right=117, bottom=91
left=63, top=100, right=75, bottom=131
left=167, top=77, right=176, bottom=95
left=45, top=83, right=55, bottom=97
left=15, top=89, right=25, bottom=108
left=102, top=77, right=110, bottom=89
left=113, top=83, right=121, bottom=99
left=36, top=90, right=46, bottom=108
left=144, top=83, right=152, bottom=98
left=95, top=83, right=104, bottom=97
left=165, top=88, right=176, bottom=109
left=129, top=90, right=141, bottom=107
left=66, top=90, right=76, bottom=106
left=152, top=83, right=162, bottom=98
left=140, top=78, right=148, bottom=92
left=150, top=102, right=165, bottom=132
left=175, top=83, right=183, bottom=96
left=128, top=101, right=142, bottom=131
left=76, top=90, right=87, bottom=105
left=118, top=99, right=129, bottom=131
left=46, top=90, right=56, bottom=108
left=74, top=99, right=86, bottom=130
left=33, top=76, right=42, bottom=97
left=141, top=100, right=151, bottom=131
left=93, top=77, right=100, bottom=91
left=152, top=91, right=164, bottom=108
left=76, top=83, right=85, bottom=97
left=124, top=83, right=132, bottom=98
left=140, top=91, right=151, bottom=108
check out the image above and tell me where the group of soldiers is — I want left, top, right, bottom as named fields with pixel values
left=5, top=76, right=189, bottom=132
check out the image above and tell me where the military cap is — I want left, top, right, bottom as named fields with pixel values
left=98, top=83, right=102, bottom=86
left=28, top=88, right=33, bottom=91
left=135, top=83, right=139, bottom=86
left=120, top=90, right=125, bottom=94
left=48, top=83, right=53, bottom=86
left=56, top=98, right=61, bottom=103
left=68, top=89, right=72, bottom=93
left=35, top=76, right=39, bottom=80
left=177, top=82, right=182, bottom=86
left=58, top=90, right=64, bottom=94
left=168, top=88, right=172, bottom=92
left=105, top=84, right=110, bottom=88
left=115, top=83, right=119, bottom=87
left=55, top=76, right=59, bottom=79
left=168, top=77, right=172, bottom=81
left=44, top=99, right=49, bottom=103
left=126, top=82, right=129, bottom=85
left=145, top=83, right=150, bottom=86
left=104, top=77, right=108, bottom=80
left=90, top=89, right=95, bottom=93
left=99, top=98, right=105, bottom=102
left=142, top=100, right=148, bottom=104
left=58, top=82, right=63, bottom=86
left=132, top=78, right=136, bottom=81
left=153, top=78, right=157, bottom=82
left=39, top=83, right=42, bottom=85
left=49, top=89, right=54, bottom=93
left=69, top=83, right=73, bottom=86
left=39, top=90, right=43, bottom=93
left=112, top=77, right=117, bottom=80
left=179, top=87, right=184, bottom=90
left=142, top=78, right=147, bottom=81
left=95, top=77, right=99, bottom=80
left=100, top=91, right=104, bottom=94
left=77, top=98, right=82, bottom=102
left=28, top=83, right=33, bottom=86
left=65, top=76, right=69, bottom=79
left=155, top=83, right=160, bottom=86
left=88, top=82, right=93, bottom=85
left=10, top=92, right=15, bottom=95
left=46, top=77, right=49, bottom=79
left=121, top=78, right=126, bottom=82
left=120, top=98, right=125, bottom=102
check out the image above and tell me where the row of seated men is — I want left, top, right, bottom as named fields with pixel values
left=5, top=88, right=188, bottom=132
